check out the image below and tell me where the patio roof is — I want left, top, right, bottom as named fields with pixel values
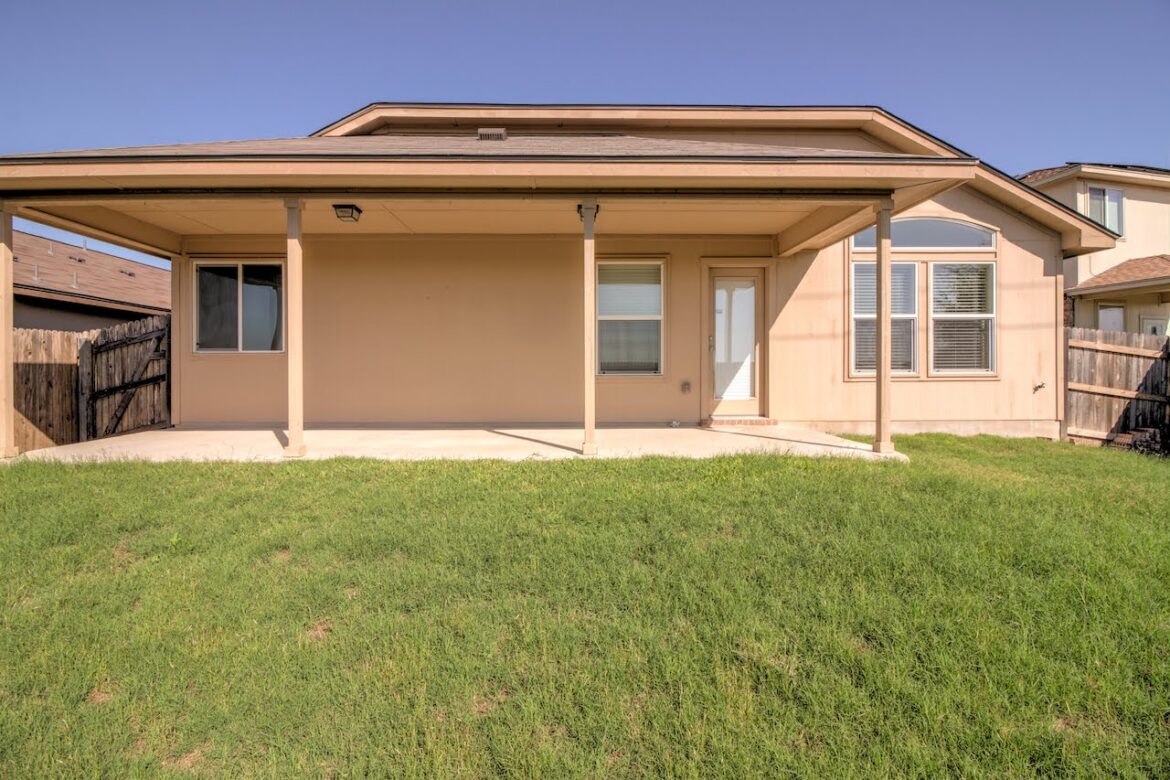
left=0, top=133, right=936, bottom=163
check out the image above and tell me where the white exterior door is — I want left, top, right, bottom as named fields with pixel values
left=709, top=270, right=763, bottom=416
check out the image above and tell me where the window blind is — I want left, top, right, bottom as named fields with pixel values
left=852, top=262, right=917, bottom=374
left=853, top=319, right=916, bottom=373
left=852, top=263, right=917, bottom=316
left=598, top=263, right=663, bottom=374
left=599, top=320, right=661, bottom=373
left=598, top=264, right=662, bottom=316
left=932, top=320, right=992, bottom=371
left=932, top=264, right=993, bottom=314
left=932, top=263, right=994, bottom=372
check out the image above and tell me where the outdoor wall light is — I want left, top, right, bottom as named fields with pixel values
left=332, top=204, right=363, bottom=223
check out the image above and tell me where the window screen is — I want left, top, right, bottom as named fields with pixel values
left=598, top=264, right=662, bottom=374
left=852, top=262, right=917, bottom=373
left=931, top=264, right=995, bottom=372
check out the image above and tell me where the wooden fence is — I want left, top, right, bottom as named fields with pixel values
left=1066, top=327, right=1169, bottom=443
left=13, top=327, right=97, bottom=452
left=12, top=314, right=170, bottom=454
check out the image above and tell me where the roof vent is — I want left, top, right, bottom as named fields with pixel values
left=69, top=255, right=86, bottom=264
left=477, top=127, right=507, bottom=142
left=119, top=269, right=137, bottom=278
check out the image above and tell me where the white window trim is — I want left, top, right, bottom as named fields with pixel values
left=852, top=217, right=998, bottom=254
left=928, top=261, right=997, bottom=375
left=193, top=260, right=286, bottom=354
left=596, top=259, right=664, bottom=376
left=850, top=261, right=918, bottom=377
left=1087, top=186, right=1124, bottom=235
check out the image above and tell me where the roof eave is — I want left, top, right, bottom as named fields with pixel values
left=971, top=165, right=1117, bottom=255
left=1069, top=276, right=1170, bottom=296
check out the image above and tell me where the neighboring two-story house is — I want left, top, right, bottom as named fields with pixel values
left=1021, top=163, right=1170, bottom=335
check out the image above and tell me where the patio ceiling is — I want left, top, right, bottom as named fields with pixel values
left=18, top=197, right=850, bottom=238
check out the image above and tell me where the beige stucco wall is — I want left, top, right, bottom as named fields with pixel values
left=767, top=188, right=1063, bottom=437
left=173, top=186, right=1064, bottom=436
left=176, top=236, right=768, bottom=426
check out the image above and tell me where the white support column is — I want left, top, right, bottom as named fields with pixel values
left=579, top=200, right=599, bottom=456
left=0, top=204, right=15, bottom=458
left=874, top=199, right=894, bottom=454
left=284, top=199, right=306, bottom=458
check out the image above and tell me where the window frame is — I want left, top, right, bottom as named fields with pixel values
left=193, top=260, right=286, bottom=354
left=596, top=258, right=665, bottom=376
left=849, top=261, right=919, bottom=377
left=1087, top=186, right=1124, bottom=235
left=851, top=217, right=998, bottom=254
left=928, top=261, right=997, bottom=376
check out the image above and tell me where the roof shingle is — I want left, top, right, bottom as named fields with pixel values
left=1070, top=255, right=1170, bottom=293
left=0, top=133, right=934, bottom=163
left=12, top=232, right=170, bottom=312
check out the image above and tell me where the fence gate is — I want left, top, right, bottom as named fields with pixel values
left=1065, top=326, right=1169, bottom=443
left=78, top=315, right=171, bottom=441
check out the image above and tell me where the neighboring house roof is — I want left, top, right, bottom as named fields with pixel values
left=1018, top=165, right=1076, bottom=185
left=12, top=231, right=170, bottom=314
left=1068, top=254, right=1170, bottom=295
left=1019, top=162, right=1170, bottom=187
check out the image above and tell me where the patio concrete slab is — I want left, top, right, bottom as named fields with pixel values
left=17, top=424, right=906, bottom=463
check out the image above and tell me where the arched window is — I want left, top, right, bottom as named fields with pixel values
left=852, top=218, right=996, bottom=250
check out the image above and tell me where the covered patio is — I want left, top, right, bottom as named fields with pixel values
left=19, top=423, right=904, bottom=463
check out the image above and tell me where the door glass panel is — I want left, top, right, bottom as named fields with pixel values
left=714, top=279, right=756, bottom=400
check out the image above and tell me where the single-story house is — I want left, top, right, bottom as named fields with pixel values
left=12, top=230, right=170, bottom=331
left=0, top=103, right=1115, bottom=459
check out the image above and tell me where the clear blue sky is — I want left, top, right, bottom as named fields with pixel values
left=5, top=0, right=1168, bottom=263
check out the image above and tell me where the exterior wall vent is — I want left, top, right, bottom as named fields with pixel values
left=477, top=127, right=507, bottom=141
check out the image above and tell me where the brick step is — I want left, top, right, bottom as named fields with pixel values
left=700, top=417, right=778, bottom=427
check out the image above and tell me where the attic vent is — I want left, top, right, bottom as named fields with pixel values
left=119, top=269, right=137, bottom=278
left=477, top=127, right=507, bottom=141
left=69, top=254, right=86, bottom=264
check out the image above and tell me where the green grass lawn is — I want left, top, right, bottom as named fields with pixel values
left=1, top=436, right=1167, bottom=778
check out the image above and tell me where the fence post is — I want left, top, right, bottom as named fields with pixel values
left=77, top=339, right=93, bottom=443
